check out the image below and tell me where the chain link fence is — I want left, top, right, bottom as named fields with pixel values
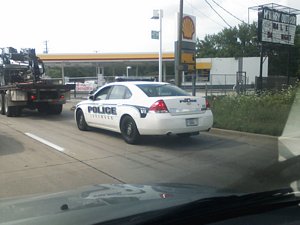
left=46, top=73, right=256, bottom=99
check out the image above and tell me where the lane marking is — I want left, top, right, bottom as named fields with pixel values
left=25, top=132, right=65, bottom=152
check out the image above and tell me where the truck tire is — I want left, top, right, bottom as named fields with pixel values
left=14, top=106, right=22, bottom=117
left=4, top=94, right=13, bottom=117
left=0, top=94, right=4, bottom=115
left=48, top=104, right=63, bottom=115
left=37, top=103, right=49, bottom=113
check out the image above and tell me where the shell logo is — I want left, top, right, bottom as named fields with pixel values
left=182, top=16, right=195, bottom=40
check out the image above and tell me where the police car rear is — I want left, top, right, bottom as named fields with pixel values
left=135, top=83, right=213, bottom=137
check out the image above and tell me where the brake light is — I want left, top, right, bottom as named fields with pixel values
left=205, top=99, right=210, bottom=109
left=30, top=95, right=37, bottom=101
left=149, top=100, right=169, bottom=113
left=60, top=95, right=65, bottom=99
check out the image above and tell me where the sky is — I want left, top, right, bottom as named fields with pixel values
left=2, top=0, right=300, bottom=54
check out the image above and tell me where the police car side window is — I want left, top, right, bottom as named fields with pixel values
left=108, top=85, right=132, bottom=100
left=124, top=88, right=132, bottom=99
left=94, top=86, right=112, bottom=100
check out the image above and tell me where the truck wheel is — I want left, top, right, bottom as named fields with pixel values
left=0, top=94, right=4, bottom=115
left=4, top=94, right=13, bottom=117
left=14, top=106, right=22, bottom=117
left=37, top=104, right=48, bottom=113
left=120, top=115, right=140, bottom=144
left=48, top=105, right=63, bottom=115
left=76, top=109, right=89, bottom=131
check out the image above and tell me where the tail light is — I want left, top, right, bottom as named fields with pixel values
left=30, top=95, right=37, bottom=101
left=149, top=100, right=169, bottom=113
left=60, top=95, right=65, bottom=99
left=205, top=98, right=210, bottom=109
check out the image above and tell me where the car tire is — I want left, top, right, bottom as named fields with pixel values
left=120, top=115, right=140, bottom=144
left=76, top=109, right=89, bottom=131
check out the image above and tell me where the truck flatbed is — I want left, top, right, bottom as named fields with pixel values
left=0, top=82, right=75, bottom=91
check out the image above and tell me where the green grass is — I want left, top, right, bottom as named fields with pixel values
left=209, top=86, right=298, bottom=136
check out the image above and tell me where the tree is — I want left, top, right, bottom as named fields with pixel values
left=196, top=23, right=300, bottom=77
left=196, top=22, right=260, bottom=58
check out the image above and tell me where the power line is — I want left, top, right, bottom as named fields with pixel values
left=211, top=0, right=246, bottom=24
left=185, top=0, right=226, bottom=29
left=205, top=0, right=232, bottom=28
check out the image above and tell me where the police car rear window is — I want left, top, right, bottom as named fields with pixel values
left=136, top=84, right=189, bottom=97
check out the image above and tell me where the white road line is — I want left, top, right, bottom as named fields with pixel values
left=25, top=132, right=65, bottom=152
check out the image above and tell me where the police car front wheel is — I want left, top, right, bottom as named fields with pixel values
left=120, top=116, right=140, bottom=144
left=76, top=109, right=89, bottom=131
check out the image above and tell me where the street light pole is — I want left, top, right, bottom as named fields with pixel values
left=152, top=10, right=163, bottom=82
left=159, top=9, right=163, bottom=82
left=126, top=66, right=131, bottom=77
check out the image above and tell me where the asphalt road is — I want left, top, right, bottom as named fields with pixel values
left=0, top=101, right=295, bottom=198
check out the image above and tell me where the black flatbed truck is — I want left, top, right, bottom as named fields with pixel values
left=0, top=47, right=75, bottom=117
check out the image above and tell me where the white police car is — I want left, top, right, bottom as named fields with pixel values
left=75, top=81, right=213, bottom=144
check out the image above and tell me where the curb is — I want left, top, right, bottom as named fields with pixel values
left=210, top=127, right=278, bottom=142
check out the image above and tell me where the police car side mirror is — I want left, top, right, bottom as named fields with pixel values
left=89, top=95, right=95, bottom=101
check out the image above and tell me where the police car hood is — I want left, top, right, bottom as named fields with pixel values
left=76, top=99, right=91, bottom=106
left=0, top=183, right=234, bottom=225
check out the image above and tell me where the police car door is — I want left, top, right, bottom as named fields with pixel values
left=86, top=85, right=113, bottom=127
left=103, top=85, right=132, bottom=130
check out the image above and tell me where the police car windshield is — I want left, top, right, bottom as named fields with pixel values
left=136, top=84, right=190, bottom=97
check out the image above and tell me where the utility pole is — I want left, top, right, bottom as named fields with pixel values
left=43, top=40, right=49, bottom=54
left=258, top=43, right=264, bottom=91
left=175, top=0, right=183, bottom=87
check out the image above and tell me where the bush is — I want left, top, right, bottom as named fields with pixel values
left=210, top=85, right=298, bottom=136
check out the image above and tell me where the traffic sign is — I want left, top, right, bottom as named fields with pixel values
left=151, top=30, right=159, bottom=40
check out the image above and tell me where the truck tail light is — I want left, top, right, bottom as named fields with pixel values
left=149, top=100, right=169, bottom=113
left=30, top=95, right=37, bottom=101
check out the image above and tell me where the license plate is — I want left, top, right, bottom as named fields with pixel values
left=186, top=118, right=198, bottom=126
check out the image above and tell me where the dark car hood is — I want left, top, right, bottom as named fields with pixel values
left=0, top=183, right=234, bottom=225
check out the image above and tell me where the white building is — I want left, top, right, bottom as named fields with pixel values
left=194, top=57, right=268, bottom=86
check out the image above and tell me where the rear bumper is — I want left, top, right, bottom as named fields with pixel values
left=136, top=110, right=213, bottom=135
left=33, top=99, right=66, bottom=104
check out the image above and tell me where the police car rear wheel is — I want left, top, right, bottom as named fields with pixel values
left=120, top=116, right=140, bottom=144
left=76, top=109, right=89, bottom=131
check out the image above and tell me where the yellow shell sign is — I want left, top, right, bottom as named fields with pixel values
left=182, top=15, right=196, bottom=42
